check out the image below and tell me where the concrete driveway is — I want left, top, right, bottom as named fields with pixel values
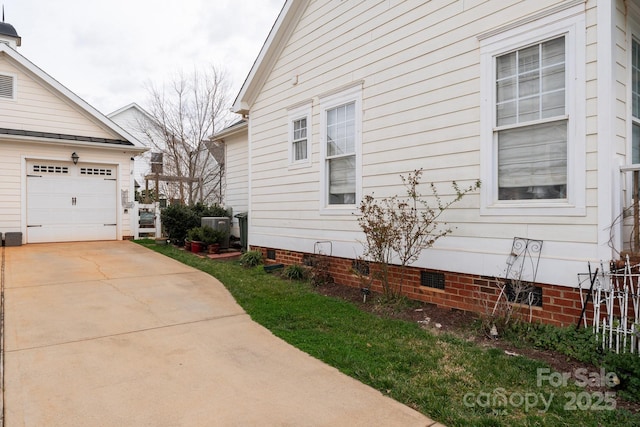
left=1, top=241, right=439, bottom=427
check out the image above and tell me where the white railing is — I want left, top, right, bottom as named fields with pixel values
left=578, top=257, right=640, bottom=354
left=133, top=202, right=161, bottom=239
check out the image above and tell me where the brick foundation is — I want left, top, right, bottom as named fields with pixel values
left=253, top=246, right=593, bottom=327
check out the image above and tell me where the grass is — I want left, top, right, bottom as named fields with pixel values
left=137, top=240, right=640, bottom=426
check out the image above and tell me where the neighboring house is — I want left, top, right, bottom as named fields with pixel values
left=108, top=103, right=163, bottom=198
left=232, top=0, right=638, bottom=326
left=210, top=119, right=248, bottom=237
left=0, top=22, right=146, bottom=243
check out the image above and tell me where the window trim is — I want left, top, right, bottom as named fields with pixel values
left=0, top=72, right=17, bottom=101
left=287, top=102, right=312, bottom=168
left=319, top=84, right=362, bottom=215
left=629, top=10, right=640, bottom=167
left=479, top=7, right=585, bottom=216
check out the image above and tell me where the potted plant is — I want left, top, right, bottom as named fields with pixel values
left=202, top=225, right=227, bottom=254
left=187, top=227, right=205, bottom=253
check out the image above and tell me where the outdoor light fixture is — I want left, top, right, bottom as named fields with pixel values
left=71, top=152, right=79, bottom=165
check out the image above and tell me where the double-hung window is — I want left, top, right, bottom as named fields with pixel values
left=288, top=102, right=312, bottom=166
left=479, top=6, right=585, bottom=215
left=320, top=85, right=362, bottom=210
left=495, top=37, right=567, bottom=200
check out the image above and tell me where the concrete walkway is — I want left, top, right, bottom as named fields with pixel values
left=2, top=241, right=440, bottom=427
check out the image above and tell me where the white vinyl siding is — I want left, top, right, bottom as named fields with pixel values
left=0, top=58, right=117, bottom=139
left=246, top=0, right=597, bottom=287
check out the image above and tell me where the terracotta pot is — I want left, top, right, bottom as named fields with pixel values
left=208, top=243, right=221, bottom=254
left=191, top=241, right=203, bottom=253
left=184, top=240, right=192, bottom=251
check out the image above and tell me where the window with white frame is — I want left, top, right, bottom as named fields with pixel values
left=632, top=38, right=640, bottom=164
left=496, top=36, right=567, bottom=200
left=479, top=6, right=585, bottom=215
left=320, top=85, right=362, bottom=209
left=288, top=103, right=311, bottom=165
left=293, top=118, right=308, bottom=161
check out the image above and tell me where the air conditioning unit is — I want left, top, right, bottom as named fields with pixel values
left=201, top=217, right=230, bottom=249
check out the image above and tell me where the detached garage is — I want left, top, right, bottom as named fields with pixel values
left=0, top=23, right=146, bottom=244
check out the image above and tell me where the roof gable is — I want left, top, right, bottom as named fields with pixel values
left=233, top=0, right=308, bottom=114
left=0, top=43, right=144, bottom=150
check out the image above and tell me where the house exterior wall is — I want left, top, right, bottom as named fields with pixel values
left=0, top=139, right=136, bottom=240
left=223, top=130, right=249, bottom=237
left=0, top=56, right=117, bottom=139
left=108, top=106, right=162, bottom=194
left=246, top=0, right=610, bottom=289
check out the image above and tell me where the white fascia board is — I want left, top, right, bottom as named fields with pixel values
left=0, top=44, right=144, bottom=148
left=212, top=121, right=248, bottom=141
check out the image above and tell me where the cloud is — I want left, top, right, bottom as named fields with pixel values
left=3, top=0, right=283, bottom=113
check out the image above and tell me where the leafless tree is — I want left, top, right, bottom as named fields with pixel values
left=140, top=65, right=231, bottom=205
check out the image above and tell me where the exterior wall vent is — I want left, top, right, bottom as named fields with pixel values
left=266, top=249, right=276, bottom=260
left=0, top=73, right=15, bottom=99
left=505, top=281, right=543, bottom=307
left=421, top=271, right=445, bottom=290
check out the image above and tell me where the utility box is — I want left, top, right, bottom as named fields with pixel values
left=234, top=212, right=248, bottom=251
left=201, top=217, right=230, bottom=249
left=5, top=232, right=22, bottom=246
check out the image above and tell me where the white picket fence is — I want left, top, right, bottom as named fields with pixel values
left=132, top=202, right=161, bottom=239
left=577, top=257, right=640, bottom=354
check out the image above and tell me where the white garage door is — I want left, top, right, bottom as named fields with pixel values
left=27, top=161, right=117, bottom=243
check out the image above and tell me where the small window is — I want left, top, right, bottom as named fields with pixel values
left=288, top=102, right=312, bottom=166
left=292, top=118, right=308, bottom=161
left=0, top=73, right=15, bottom=99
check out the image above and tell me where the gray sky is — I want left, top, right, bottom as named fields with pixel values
left=3, top=0, right=284, bottom=114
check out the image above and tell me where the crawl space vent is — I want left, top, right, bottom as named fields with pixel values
left=420, top=271, right=445, bottom=290
left=266, top=249, right=276, bottom=260
left=505, top=281, right=543, bottom=307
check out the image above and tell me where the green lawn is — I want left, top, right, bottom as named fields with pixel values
left=138, top=241, right=640, bottom=426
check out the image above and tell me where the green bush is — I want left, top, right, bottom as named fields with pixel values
left=191, top=202, right=232, bottom=218
left=603, top=351, right=640, bottom=402
left=240, top=250, right=263, bottom=267
left=201, top=225, right=227, bottom=245
left=501, top=322, right=601, bottom=364
left=283, top=264, right=308, bottom=281
left=186, top=226, right=204, bottom=242
left=161, top=204, right=200, bottom=244
left=161, top=203, right=232, bottom=244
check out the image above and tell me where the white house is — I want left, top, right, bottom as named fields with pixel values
left=108, top=103, right=163, bottom=197
left=211, top=119, right=248, bottom=237
left=0, top=21, right=146, bottom=243
left=232, top=0, right=638, bottom=326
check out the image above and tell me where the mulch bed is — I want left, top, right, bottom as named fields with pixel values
left=311, top=281, right=640, bottom=414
